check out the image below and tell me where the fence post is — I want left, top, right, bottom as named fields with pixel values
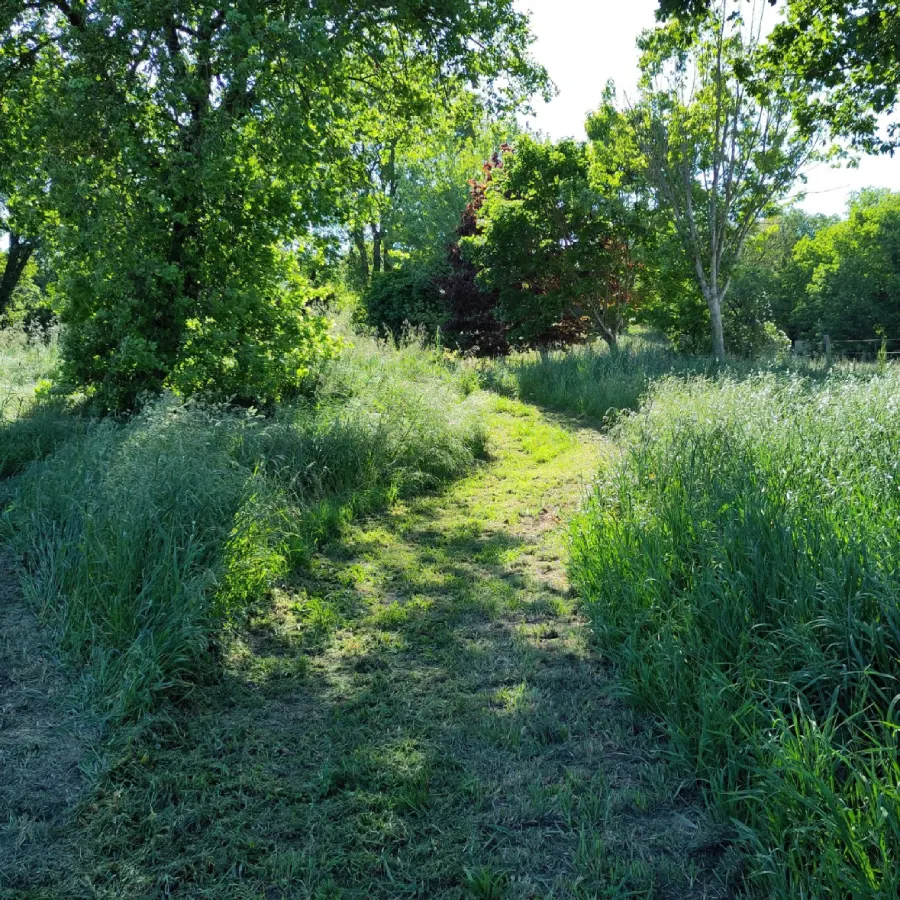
left=823, top=333, right=831, bottom=363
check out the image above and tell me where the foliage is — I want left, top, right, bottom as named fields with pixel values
left=0, top=248, right=54, bottom=332
left=657, top=0, right=900, bottom=152
left=440, top=152, right=510, bottom=356
left=571, top=370, right=900, bottom=896
left=384, top=115, right=523, bottom=269
left=726, top=207, right=836, bottom=346
left=791, top=190, right=900, bottom=345
left=461, top=137, right=632, bottom=348
left=361, top=261, right=449, bottom=338
left=60, top=247, right=341, bottom=411
left=633, top=2, right=814, bottom=357
left=5, top=327, right=487, bottom=719
left=2, top=0, right=543, bottom=411
left=343, top=86, right=524, bottom=285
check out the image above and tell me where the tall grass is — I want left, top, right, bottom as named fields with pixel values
left=5, top=329, right=486, bottom=719
left=479, top=334, right=844, bottom=423
left=0, top=327, right=76, bottom=476
left=480, top=337, right=728, bottom=421
left=0, top=325, right=58, bottom=418
left=571, top=370, right=900, bottom=896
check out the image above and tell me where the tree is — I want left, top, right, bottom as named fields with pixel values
left=632, top=1, right=814, bottom=358
left=344, top=89, right=521, bottom=288
left=657, top=0, right=900, bottom=153
left=0, top=232, right=37, bottom=315
left=726, top=207, right=835, bottom=344
left=0, top=9, right=47, bottom=317
left=791, top=190, right=900, bottom=345
left=2, top=0, right=544, bottom=409
left=461, top=137, right=634, bottom=348
left=440, top=151, right=510, bottom=355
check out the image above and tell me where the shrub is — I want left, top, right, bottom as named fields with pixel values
left=571, top=371, right=900, bottom=895
left=9, top=330, right=486, bottom=719
left=361, top=263, right=448, bottom=338
left=58, top=248, right=339, bottom=413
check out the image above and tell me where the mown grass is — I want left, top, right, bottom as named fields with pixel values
left=570, top=369, right=900, bottom=897
left=2, top=328, right=487, bottom=721
left=6, top=396, right=729, bottom=898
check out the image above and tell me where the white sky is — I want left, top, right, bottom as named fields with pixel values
left=516, top=0, right=900, bottom=217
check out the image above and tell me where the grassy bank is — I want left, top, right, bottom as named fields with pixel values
left=570, top=370, right=900, bottom=896
left=2, top=329, right=487, bottom=720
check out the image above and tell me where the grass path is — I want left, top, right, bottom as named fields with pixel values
left=8, top=396, right=727, bottom=899
left=0, top=550, right=95, bottom=893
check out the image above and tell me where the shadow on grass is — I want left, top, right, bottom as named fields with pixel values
left=21, top=466, right=736, bottom=900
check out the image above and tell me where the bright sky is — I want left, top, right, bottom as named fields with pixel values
left=516, top=0, right=900, bottom=217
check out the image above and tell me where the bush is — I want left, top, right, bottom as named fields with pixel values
left=58, top=248, right=340, bottom=413
left=570, top=371, right=900, bottom=895
left=361, top=263, right=448, bottom=338
left=9, top=329, right=486, bottom=719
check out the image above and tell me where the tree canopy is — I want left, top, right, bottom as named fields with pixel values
left=1, top=0, right=544, bottom=409
left=633, top=2, right=813, bottom=357
left=461, top=137, right=636, bottom=348
left=657, top=0, right=900, bottom=152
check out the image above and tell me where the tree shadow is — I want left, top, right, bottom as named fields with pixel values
left=49, top=463, right=734, bottom=899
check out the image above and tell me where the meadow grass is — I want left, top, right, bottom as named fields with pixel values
left=2, top=328, right=487, bottom=720
left=570, top=369, right=900, bottom=896
left=0, top=327, right=78, bottom=477
left=6, top=396, right=730, bottom=898
left=477, top=334, right=714, bottom=422
left=0, top=326, right=57, bottom=418
left=479, top=331, right=848, bottom=424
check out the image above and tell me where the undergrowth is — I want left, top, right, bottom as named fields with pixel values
left=2, top=329, right=486, bottom=720
left=571, top=370, right=900, bottom=896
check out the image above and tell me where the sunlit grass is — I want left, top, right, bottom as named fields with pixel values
left=0, top=326, right=58, bottom=421
left=571, top=368, right=900, bottom=896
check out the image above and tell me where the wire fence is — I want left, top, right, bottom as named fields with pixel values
left=814, top=335, right=900, bottom=360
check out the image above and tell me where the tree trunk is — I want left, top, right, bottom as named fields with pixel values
left=594, top=316, right=618, bottom=350
left=0, top=234, right=34, bottom=313
left=371, top=224, right=382, bottom=274
left=706, top=289, right=726, bottom=359
left=0, top=233, right=36, bottom=314
left=352, top=228, right=369, bottom=282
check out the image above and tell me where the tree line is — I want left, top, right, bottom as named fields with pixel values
left=2, top=0, right=899, bottom=412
